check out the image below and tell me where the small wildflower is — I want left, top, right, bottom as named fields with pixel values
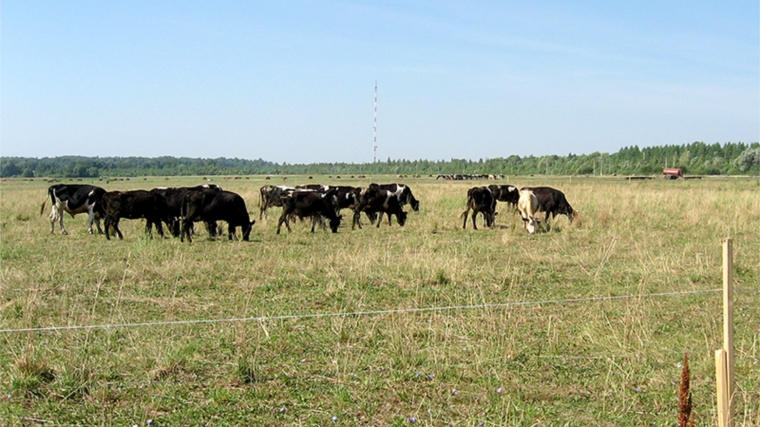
left=332, top=416, right=338, bottom=422
left=279, top=407, right=287, bottom=414
left=496, top=387, right=503, bottom=394
left=415, top=372, right=422, bottom=379
left=407, top=416, right=416, bottom=424
left=146, top=420, right=153, bottom=426
left=635, top=387, right=643, bottom=393
left=478, top=422, right=485, bottom=427
left=425, top=374, right=435, bottom=380
left=452, top=388, right=458, bottom=395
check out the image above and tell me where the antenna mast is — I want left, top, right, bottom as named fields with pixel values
left=373, top=81, right=377, bottom=163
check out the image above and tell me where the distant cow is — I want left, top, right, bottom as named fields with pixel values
left=277, top=190, right=342, bottom=234
left=152, top=184, right=222, bottom=236
left=181, top=190, right=255, bottom=242
left=517, top=189, right=539, bottom=234
left=353, top=185, right=407, bottom=228
left=102, top=190, right=169, bottom=240
left=461, top=186, right=496, bottom=230
left=40, top=184, right=107, bottom=234
left=488, top=184, right=519, bottom=207
left=520, top=186, right=575, bottom=224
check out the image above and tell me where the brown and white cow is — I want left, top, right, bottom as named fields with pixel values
left=519, top=186, right=575, bottom=224
left=40, top=184, right=106, bottom=234
left=517, top=189, right=539, bottom=234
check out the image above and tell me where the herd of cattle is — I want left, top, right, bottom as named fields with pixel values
left=39, top=181, right=575, bottom=240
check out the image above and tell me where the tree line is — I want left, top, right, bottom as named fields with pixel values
left=2, top=141, right=758, bottom=178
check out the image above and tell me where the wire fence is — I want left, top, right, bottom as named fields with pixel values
left=3, top=287, right=746, bottom=334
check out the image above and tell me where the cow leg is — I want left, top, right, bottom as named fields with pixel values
left=104, top=216, right=112, bottom=240
left=113, top=218, right=124, bottom=240
left=181, top=219, right=193, bottom=243
left=376, top=212, right=382, bottom=228
left=228, top=225, right=235, bottom=240
left=471, top=211, right=478, bottom=230
left=52, top=204, right=68, bottom=234
left=276, top=212, right=292, bottom=234
left=86, top=205, right=97, bottom=234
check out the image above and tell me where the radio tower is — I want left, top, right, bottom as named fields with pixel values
left=373, top=81, right=378, bottom=163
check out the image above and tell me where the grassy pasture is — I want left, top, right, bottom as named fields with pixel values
left=1, top=175, right=758, bottom=426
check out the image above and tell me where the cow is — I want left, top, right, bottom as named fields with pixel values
left=353, top=185, right=407, bottom=228
left=40, top=184, right=106, bottom=234
left=152, top=184, right=222, bottom=236
left=102, top=190, right=169, bottom=240
left=517, top=189, right=539, bottom=234
left=277, top=190, right=342, bottom=234
left=259, top=185, right=295, bottom=219
left=461, top=186, right=496, bottom=230
left=180, top=190, right=255, bottom=242
left=519, top=186, right=576, bottom=224
left=375, top=183, right=420, bottom=212
left=488, top=184, right=519, bottom=208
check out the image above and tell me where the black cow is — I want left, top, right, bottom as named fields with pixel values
left=277, top=190, right=342, bottom=234
left=488, top=184, right=520, bottom=207
left=461, top=186, right=496, bottom=230
left=181, top=190, right=255, bottom=242
left=520, top=186, right=576, bottom=224
left=353, top=186, right=407, bottom=228
left=102, top=190, right=169, bottom=240
left=152, top=184, right=222, bottom=236
left=40, top=184, right=106, bottom=234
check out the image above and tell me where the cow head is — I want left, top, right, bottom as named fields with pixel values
left=242, top=220, right=256, bottom=241
left=522, top=216, right=538, bottom=234
left=329, top=215, right=342, bottom=233
left=397, top=211, right=408, bottom=226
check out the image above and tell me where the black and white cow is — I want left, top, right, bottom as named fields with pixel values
left=277, top=190, right=342, bottom=234
left=461, top=186, right=496, bottom=230
left=152, top=184, right=222, bottom=236
left=375, top=183, right=420, bottom=212
left=40, top=184, right=107, bottom=234
left=181, top=190, right=255, bottom=242
left=102, top=190, right=170, bottom=240
left=353, top=185, right=407, bottom=228
left=259, top=185, right=295, bottom=219
left=488, top=184, right=520, bottom=207
left=519, top=186, right=576, bottom=224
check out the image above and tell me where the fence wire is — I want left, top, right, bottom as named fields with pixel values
left=1, top=287, right=743, bottom=334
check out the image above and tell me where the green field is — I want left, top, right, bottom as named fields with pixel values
left=1, top=175, right=758, bottom=426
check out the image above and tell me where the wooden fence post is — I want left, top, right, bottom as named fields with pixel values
left=716, top=238, right=734, bottom=427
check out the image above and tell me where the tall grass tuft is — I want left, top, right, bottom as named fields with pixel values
left=678, top=353, right=694, bottom=427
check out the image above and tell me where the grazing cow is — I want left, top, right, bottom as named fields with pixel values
left=259, top=185, right=295, bottom=219
left=181, top=190, right=255, bottom=242
left=102, top=190, right=169, bottom=240
left=517, top=189, right=539, bottom=234
left=461, top=186, right=496, bottom=230
left=488, top=184, right=519, bottom=207
left=277, top=190, right=342, bottom=234
left=375, top=183, right=420, bottom=211
left=152, top=184, right=222, bottom=236
left=40, top=184, right=106, bottom=234
left=519, top=186, right=575, bottom=224
left=353, top=185, right=407, bottom=228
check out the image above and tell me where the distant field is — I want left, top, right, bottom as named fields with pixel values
left=1, top=175, right=758, bottom=426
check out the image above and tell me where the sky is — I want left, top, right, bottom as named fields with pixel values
left=2, top=1, right=758, bottom=164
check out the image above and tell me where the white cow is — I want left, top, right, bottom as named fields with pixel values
left=517, top=189, right=539, bottom=234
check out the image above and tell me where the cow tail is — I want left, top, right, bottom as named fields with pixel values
left=40, top=187, right=54, bottom=215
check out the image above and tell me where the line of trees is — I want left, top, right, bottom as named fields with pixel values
left=1, top=142, right=758, bottom=178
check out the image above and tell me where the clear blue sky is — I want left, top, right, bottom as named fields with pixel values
left=2, top=1, right=758, bottom=164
